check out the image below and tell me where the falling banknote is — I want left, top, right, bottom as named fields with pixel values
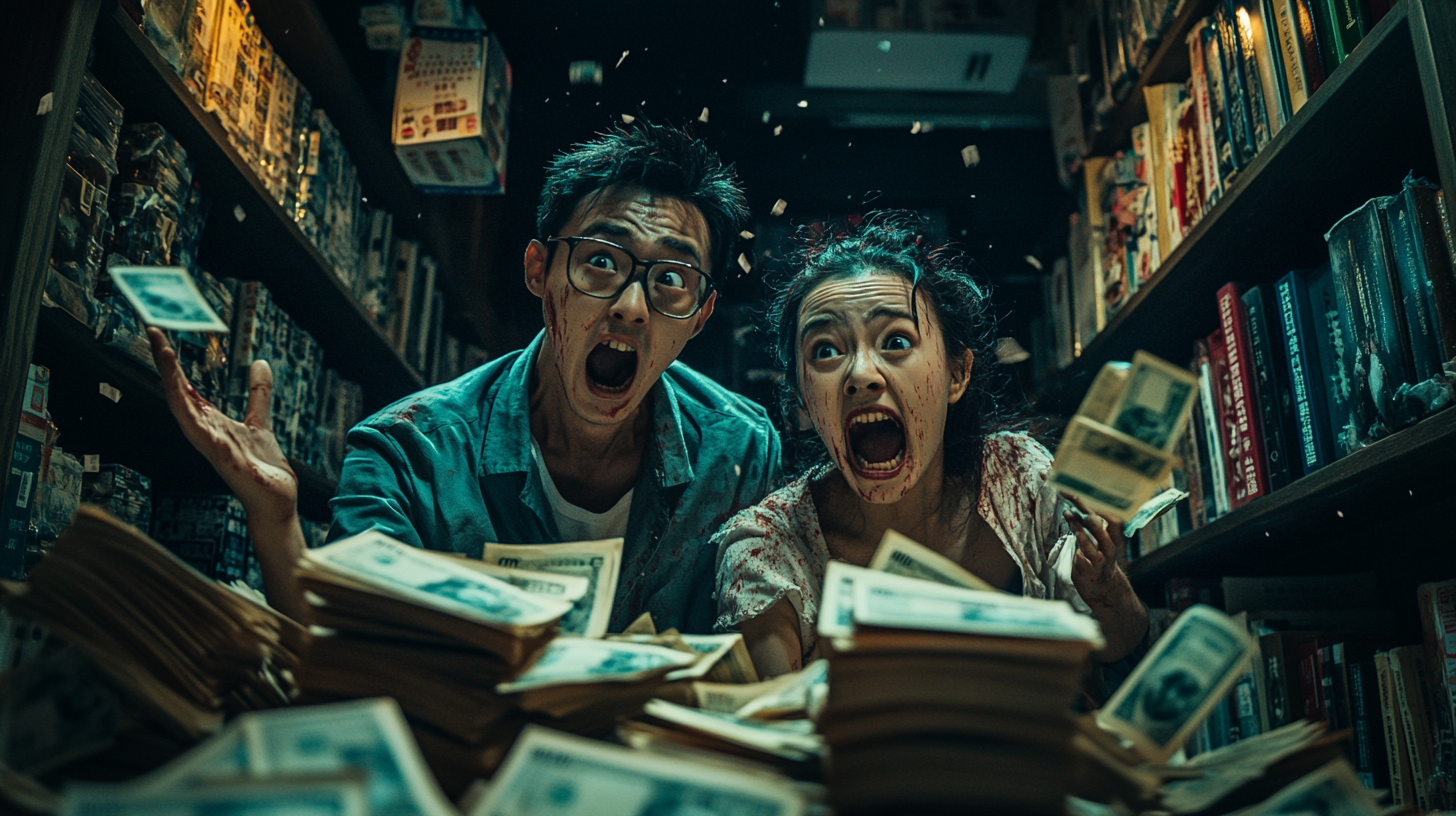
left=1050, top=351, right=1199, bottom=522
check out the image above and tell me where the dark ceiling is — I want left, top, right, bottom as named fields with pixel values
left=319, top=0, right=1072, bottom=385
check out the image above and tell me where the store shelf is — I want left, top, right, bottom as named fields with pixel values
left=1088, top=0, right=1217, bottom=156
left=87, top=5, right=424, bottom=410
left=32, top=306, right=338, bottom=522
left=1126, top=406, right=1456, bottom=591
left=1038, top=2, right=1433, bottom=414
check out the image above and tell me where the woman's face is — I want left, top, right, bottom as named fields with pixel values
left=795, top=270, right=972, bottom=504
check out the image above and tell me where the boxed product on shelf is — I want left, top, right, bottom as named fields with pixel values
left=392, top=27, right=511, bottom=194
left=32, top=447, right=83, bottom=545
left=51, top=73, right=123, bottom=309
left=356, top=207, right=394, bottom=325
left=141, top=0, right=193, bottom=73
left=151, top=492, right=252, bottom=583
left=387, top=238, right=419, bottom=352
left=261, top=52, right=310, bottom=210
left=202, top=0, right=261, bottom=161
left=174, top=269, right=234, bottom=410
left=81, top=462, right=153, bottom=533
left=171, top=180, right=211, bottom=272
left=116, top=123, right=194, bottom=208
left=2, top=366, right=52, bottom=579
left=317, top=369, right=364, bottom=481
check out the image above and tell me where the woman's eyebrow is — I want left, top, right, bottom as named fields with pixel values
left=799, top=313, right=841, bottom=343
left=865, top=306, right=915, bottom=323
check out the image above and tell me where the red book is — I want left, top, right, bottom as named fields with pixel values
left=1298, top=639, right=1329, bottom=723
left=1206, top=330, right=1243, bottom=511
left=1217, top=283, right=1270, bottom=508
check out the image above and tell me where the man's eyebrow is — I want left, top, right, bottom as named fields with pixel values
left=658, top=236, right=702, bottom=266
left=579, top=221, right=630, bottom=239
left=575, top=223, right=703, bottom=266
left=866, top=306, right=915, bottom=323
left=799, top=313, right=841, bottom=343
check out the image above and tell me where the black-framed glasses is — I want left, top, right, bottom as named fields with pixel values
left=546, top=236, right=714, bottom=320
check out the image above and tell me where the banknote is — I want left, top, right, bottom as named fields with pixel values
left=1122, top=487, right=1190, bottom=537
left=868, top=529, right=994, bottom=591
left=306, top=532, right=573, bottom=631
left=468, top=725, right=804, bottom=816
left=816, top=560, right=873, bottom=642
left=467, top=561, right=589, bottom=604
left=667, top=634, right=759, bottom=683
left=481, top=539, right=622, bottom=638
left=1230, top=759, right=1382, bottom=816
left=641, top=699, right=824, bottom=761
left=1049, top=416, right=1173, bottom=521
left=735, top=660, right=829, bottom=720
left=1098, top=605, right=1256, bottom=762
left=1161, top=720, right=1325, bottom=813
left=496, top=638, right=699, bottom=694
left=63, top=777, right=369, bottom=816
left=1074, top=361, right=1132, bottom=424
left=107, top=266, right=230, bottom=333
left=0, top=644, right=119, bottom=774
left=851, top=568, right=1105, bottom=643
left=1107, top=352, right=1199, bottom=452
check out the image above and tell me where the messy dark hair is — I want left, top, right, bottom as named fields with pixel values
left=536, top=121, right=750, bottom=278
left=765, top=210, right=1006, bottom=502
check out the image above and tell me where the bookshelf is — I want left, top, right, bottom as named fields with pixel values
left=1039, top=0, right=1456, bottom=598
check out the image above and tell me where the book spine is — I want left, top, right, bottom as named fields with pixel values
left=1206, top=332, right=1238, bottom=517
left=1201, top=20, right=1240, bottom=189
left=1276, top=272, right=1332, bottom=474
left=1391, top=646, right=1434, bottom=811
left=1293, top=0, right=1330, bottom=91
left=1418, top=582, right=1456, bottom=808
left=1326, top=197, right=1415, bottom=439
left=1405, top=181, right=1456, bottom=369
left=1299, top=640, right=1324, bottom=721
left=1263, top=635, right=1292, bottom=727
left=1305, top=263, right=1359, bottom=457
left=1350, top=659, right=1388, bottom=789
left=1377, top=651, right=1415, bottom=806
left=1241, top=286, right=1295, bottom=489
left=1310, top=0, right=1345, bottom=73
left=1254, top=0, right=1292, bottom=130
left=1439, top=190, right=1456, bottom=273
left=1236, top=668, right=1263, bottom=738
left=1217, top=283, right=1269, bottom=507
left=1184, top=382, right=1210, bottom=529
left=1272, top=0, right=1311, bottom=111
left=1332, top=643, right=1354, bottom=732
left=1330, top=0, right=1368, bottom=59
left=1187, top=24, right=1224, bottom=207
left=1216, top=4, right=1257, bottom=169
left=1320, top=645, right=1338, bottom=726
left=1234, top=0, right=1274, bottom=149
left=1383, top=188, right=1449, bottom=381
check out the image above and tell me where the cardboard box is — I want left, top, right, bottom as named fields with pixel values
left=392, top=28, right=510, bottom=194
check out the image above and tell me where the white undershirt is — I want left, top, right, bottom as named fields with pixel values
left=530, top=440, right=633, bottom=542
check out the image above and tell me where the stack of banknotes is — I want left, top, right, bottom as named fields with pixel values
left=1050, top=351, right=1199, bottom=522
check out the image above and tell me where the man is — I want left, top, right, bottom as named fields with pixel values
left=149, top=123, right=780, bottom=632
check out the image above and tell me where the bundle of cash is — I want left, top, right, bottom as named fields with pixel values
left=866, top=529, right=995, bottom=591
left=468, top=725, right=808, bottom=816
left=620, top=699, right=825, bottom=769
left=480, top=538, right=623, bottom=637
left=0, top=505, right=305, bottom=777
left=816, top=563, right=1104, bottom=813
left=1050, top=352, right=1199, bottom=522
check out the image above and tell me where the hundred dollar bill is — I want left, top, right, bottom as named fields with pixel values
left=467, top=561, right=590, bottom=604
left=1049, top=416, right=1173, bottom=521
left=63, top=777, right=369, bottom=816
left=107, top=266, right=231, bottom=333
left=1229, top=759, right=1382, bottom=816
left=1074, top=361, right=1132, bottom=424
left=1098, top=605, right=1256, bottom=762
left=816, top=560, right=873, bottom=643
left=851, top=569, right=1104, bottom=644
left=641, top=699, right=824, bottom=761
left=735, top=660, right=829, bottom=720
left=1107, top=352, right=1199, bottom=453
left=305, top=532, right=573, bottom=632
left=668, top=633, right=759, bottom=683
left=496, top=638, right=698, bottom=694
left=868, top=529, right=995, bottom=591
left=481, top=539, right=622, bottom=638
left=468, top=725, right=804, bottom=816
left=0, top=644, right=119, bottom=774
left=1122, top=487, right=1190, bottom=537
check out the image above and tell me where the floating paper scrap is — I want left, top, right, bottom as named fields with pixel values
left=770, top=199, right=787, bottom=216
left=761, top=111, right=771, bottom=123
left=621, top=114, right=636, bottom=124
left=738, top=253, right=752, bottom=273
left=616, top=50, right=630, bottom=68
left=1025, top=255, right=1043, bottom=270
left=233, top=205, right=246, bottom=222
left=740, top=230, right=755, bottom=240
left=37, top=93, right=53, bottom=115
left=773, top=125, right=782, bottom=136
left=796, top=100, right=808, bottom=108
left=911, top=121, right=922, bottom=134
left=698, top=107, right=709, bottom=123
left=962, top=145, right=981, bottom=167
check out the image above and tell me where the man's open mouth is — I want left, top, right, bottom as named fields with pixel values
left=585, top=338, right=638, bottom=394
left=845, top=407, right=906, bottom=477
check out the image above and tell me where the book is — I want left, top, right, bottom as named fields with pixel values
left=1307, top=0, right=1342, bottom=77
left=1188, top=21, right=1225, bottom=205
left=1382, top=176, right=1456, bottom=381
left=1216, top=283, right=1269, bottom=508
left=1322, top=0, right=1369, bottom=65
left=1199, top=17, right=1240, bottom=189
left=1326, top=196, right=1415, bottom=440
left=1304, top=263, right=1360, bottom=457
left=1230, top=0, right=1274, bottom=151
left=1269, top=0, right=1312, bottom=113
left=1241, top=285, right=1297, bottom=490
left=1216, top=3, right=1259, bottom=167
left=1198, top=334, right=1233, bottom=518
left=1223, top=573, right=1379, bottom=612
left=1242, top=0, right=1288, bottom=137
left=1389, top=645, right=1435, bottom=811
left=1375, top=650, right=1416, bottom=806
left=389, top=238, right=420, bottom=355
left=1128, top=122, right=1161, bottom=285
left=410, top=254, right=439, bottom=372
left=1044, top=258, right=1075, bottom=370
left=1276, top=269, right=1336, bottom=475
left=1348, top=653, right=1390, bottom=789
left=1069, top=213, right=1104, bottom=355
left=1144, top=82, right=1204, bottom=255
left=1417, top=580, right=1456, bottom=808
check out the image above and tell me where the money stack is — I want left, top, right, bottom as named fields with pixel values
left=1050, top=351, right=1199, bottom=522
left=816, top=562, right=1104, bottom=813
left=292, top=532, right=578, bottom=793
left=0, top=505, right=305, bottom=775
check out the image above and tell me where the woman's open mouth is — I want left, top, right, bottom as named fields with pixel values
left=585, top=338, right=638, bottom=396
left=845, top=406, right=907, bottom=478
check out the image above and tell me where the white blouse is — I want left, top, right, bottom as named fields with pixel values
left=711, top=432, right=1089, bottom=661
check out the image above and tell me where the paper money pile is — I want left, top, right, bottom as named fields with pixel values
left=815, top=561, right=1105, bottom=813
left=1050, top=351, right=1199, bottom=522
left=0, top=505, right=305, bottom=776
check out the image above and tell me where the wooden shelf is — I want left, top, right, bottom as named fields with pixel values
left=1127, top=406, right=1456, bottom=591
left=1090, top=0, right=1218, bottom=156
left=31, top=307, right=338, bottom=522
left=87, top=5, right=424, bottom=411
left=1038, top=2, right=1433, bottom=414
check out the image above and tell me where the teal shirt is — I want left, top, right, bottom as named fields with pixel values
left=328, top=331, right=782, bottom=633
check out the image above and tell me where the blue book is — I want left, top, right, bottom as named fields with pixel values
left=1276, top=269, right=1336, bottom=473
left=1305, top=263, right=1361, bottom=457
left=1235, top=669, right=1263, bottom=740
left=1382, top=175, right=1456, bottom=381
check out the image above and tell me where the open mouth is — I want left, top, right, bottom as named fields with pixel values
left=845, top=407, right=906, bottom=477
left=585, top=338, right=638, bottom=395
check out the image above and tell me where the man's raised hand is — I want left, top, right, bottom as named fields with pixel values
left=147, top=327, right=298, bottom=525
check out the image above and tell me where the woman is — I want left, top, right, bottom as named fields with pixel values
left=712, top=213, right=1148, bottom=678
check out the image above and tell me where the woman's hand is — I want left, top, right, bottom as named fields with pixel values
left=1063, top=494, right=1148, bottom=662
left=147, top=328, right=298, bottom=524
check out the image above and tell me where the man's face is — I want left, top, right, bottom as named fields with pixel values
left=526, top=185, right=715, bottom=425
